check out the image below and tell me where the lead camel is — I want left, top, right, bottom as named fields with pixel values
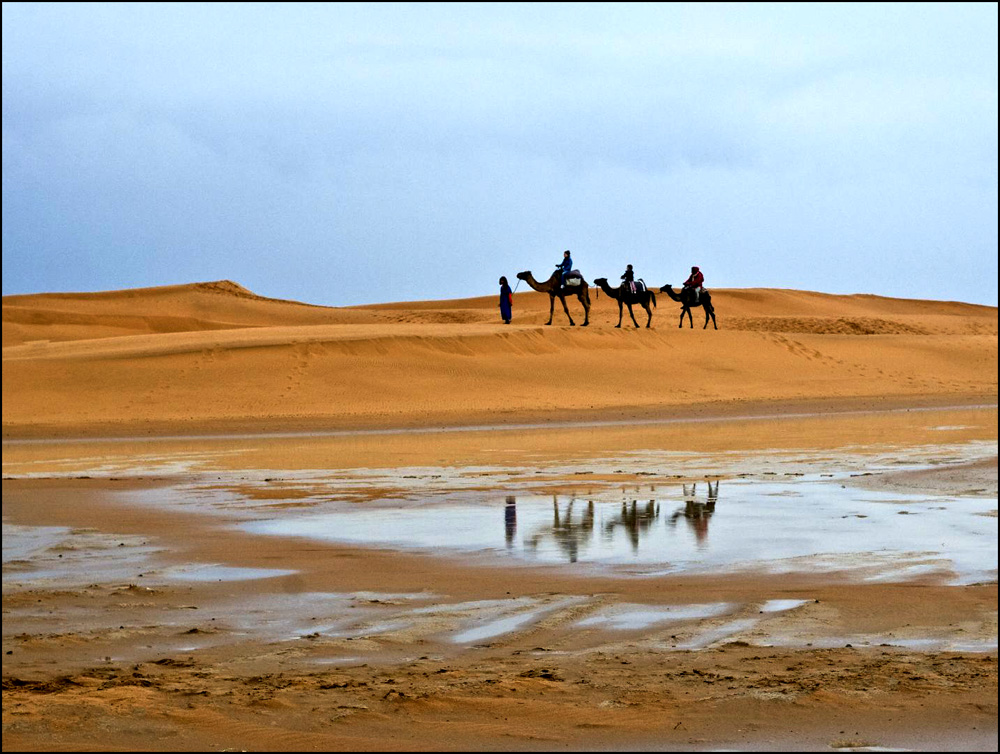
left=515, top=270, right=591, bottom=326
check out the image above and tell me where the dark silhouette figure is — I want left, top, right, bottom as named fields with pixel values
left=504, top=495, right=517, bottom=549
left=603, top=499, right=660, bottom=553
left=659, top=284, right=717, bottom=329
left=516, top=270, right=591, bottom=327
left=667, top=481, right=719, bottom=547
left=499, top=277, right=513, bottom=324
left=525, top=498, right=595, bottom=563
left=593, top=277, right=657, bottom=328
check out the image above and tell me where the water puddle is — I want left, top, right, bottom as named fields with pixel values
left=759, top=599, right=810, bottom=613
left=2, top=521, right=160, bottom=587
left=673, top=618, right=763, bottom=649
left=2, top=522, right=68, bottom=564
left=576, top=602, right=734, bottom=630
left=242, top=477, right=997, bottom=584
left=451, top=607, right=552, bottom=643
left=163, top=564, right=298, bottom=582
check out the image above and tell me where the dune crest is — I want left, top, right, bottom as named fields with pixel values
left=2, top=281, right=996, bottom=437
left=192, top=279, right=258, bottom=297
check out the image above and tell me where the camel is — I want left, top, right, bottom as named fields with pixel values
left=603, top=499, right=659, bottom=554
left=593, top=278, right=657, bottom=328
left=516, top=270, right=591, bottom=326
left=524, top=498, right=595, bottom=564
left=659, top=284, right=717, bottom=329
left=667, top=481, right=720, bottom=546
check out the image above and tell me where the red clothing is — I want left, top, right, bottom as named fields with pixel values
left=684, top=270, right=704, bottom=288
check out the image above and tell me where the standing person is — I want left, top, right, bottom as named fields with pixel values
left=683, top=265, right=704, bottom=303
left=499, top=276, right=513, bottom=324
left=556, top=250, right=573, bottom=288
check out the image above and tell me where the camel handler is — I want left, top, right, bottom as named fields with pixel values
left=498, top=276, right=513, bottom=324
left=683, top=265, right=704, bottom=303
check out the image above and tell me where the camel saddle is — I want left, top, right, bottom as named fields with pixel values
left=561, top=270, right=583, bottom=289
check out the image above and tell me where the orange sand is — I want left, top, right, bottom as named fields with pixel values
left=2, top=281, right=997, bottom=751
left=2, top=280, right=996, bottom=437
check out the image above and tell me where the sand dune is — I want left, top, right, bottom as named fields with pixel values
left=3, top=280, right=996, bottom=437
left=3, top=280, right=997, bottom=751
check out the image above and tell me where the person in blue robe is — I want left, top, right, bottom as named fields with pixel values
left=499, top=276, right=513, bottom=324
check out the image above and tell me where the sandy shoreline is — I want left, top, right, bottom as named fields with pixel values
left=3, top=393, right=996, bottom=443
left=4, top=409, right=997, bottom=751
left=3, top=282, right=997, bottom=750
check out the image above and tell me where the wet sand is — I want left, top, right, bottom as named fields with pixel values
left=2, top=282, right=997, bottom=750
left=3, top=408, right=997, bottom=752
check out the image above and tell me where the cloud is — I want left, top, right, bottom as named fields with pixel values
left=3, top=3, right=997, bottom=305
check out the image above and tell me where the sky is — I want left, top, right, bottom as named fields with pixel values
left=2, top=2, right=997, bottom=307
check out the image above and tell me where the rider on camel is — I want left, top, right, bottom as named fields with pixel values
left=556, top=250, right=573, bottom=288
left=683, top=266, right=704, bottom=303
left=621, top=264, right=636, bottom=296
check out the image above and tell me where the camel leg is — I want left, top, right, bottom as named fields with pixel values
left=559, top=295, right=575, bottom=326
left=644, top=303, right=653, bottom=328
left=546, top=295, right=554, bottom=325
left=627, top=303, right=640, bottom=328
left=580, top=293, right=589, bottom=326
left=685, top=308, right=694, bottom=328
left=678, top=308, right=685, bottom=328
left=615, top=301, right=623, bottom=328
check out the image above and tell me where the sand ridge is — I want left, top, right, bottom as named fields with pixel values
left=2, top=281, right=997, bottom=751
left=3, top=281, right=996, bottom=438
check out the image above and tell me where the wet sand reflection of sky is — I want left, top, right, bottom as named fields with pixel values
left=244, top=477, right=997, bottom=584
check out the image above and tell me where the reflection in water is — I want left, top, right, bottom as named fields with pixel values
left=512, top=484, right=721, bottom=560
left=524, top=497, right=595, bottom=563
left=668, top=481, right=719, bottom=548
left=505, top=496, right=517, bottom=549
left=245, top=473, right=996, bottom=582
left=604, top=499, right=660, bottom=553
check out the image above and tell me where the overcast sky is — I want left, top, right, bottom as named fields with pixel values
left=3, top=2, right=997, bottom=306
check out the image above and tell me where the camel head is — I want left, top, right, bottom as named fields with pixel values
left=659, top=284, right=674, bottom=293
left=516, top=271, right=530, bottom=281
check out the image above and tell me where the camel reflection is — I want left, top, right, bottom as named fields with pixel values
left=524, top=497, right=595, bottom=563
left=667, top=481, right=719, bottom=547
left=603, top=499, right=660, bottom=553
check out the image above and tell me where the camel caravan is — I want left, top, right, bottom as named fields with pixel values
left=511, top=251, right=717, bottom=330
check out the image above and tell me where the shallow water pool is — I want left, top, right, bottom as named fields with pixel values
left=243, top=476, right=997, bottom=583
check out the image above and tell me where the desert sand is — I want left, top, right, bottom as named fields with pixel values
left=2, top=280, right=997, bottom=751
